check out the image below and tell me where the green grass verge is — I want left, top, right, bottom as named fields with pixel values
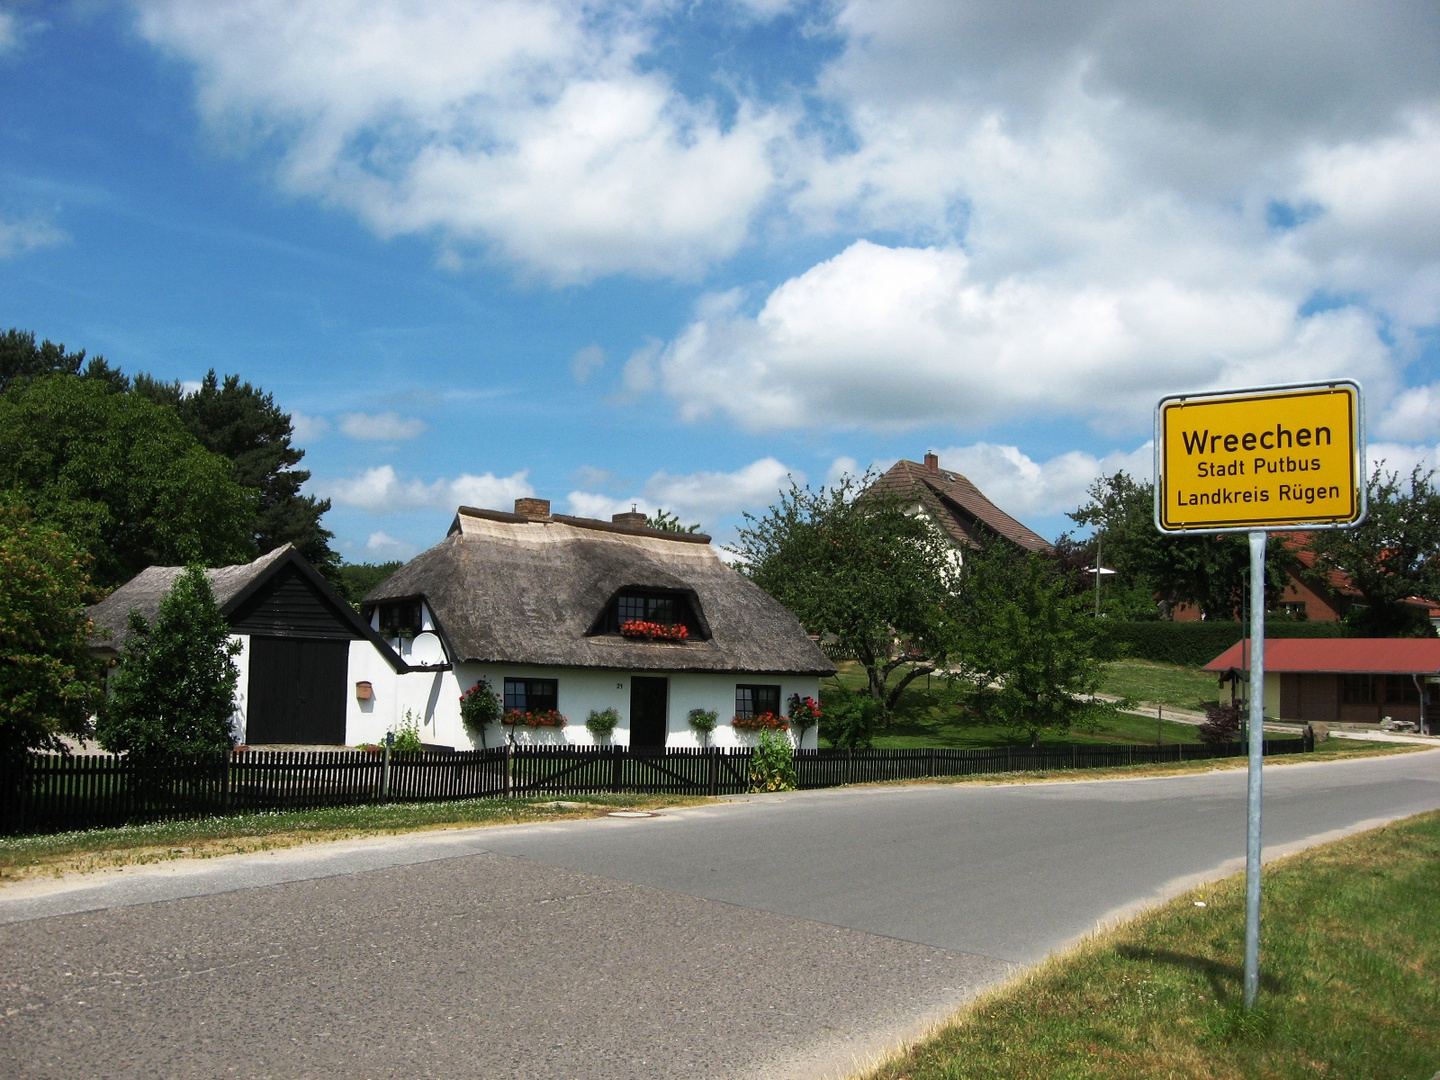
left=1100, top=658, right=1225, bottom=712
left=821, top=662, right=1205, bottom=748
left=0, top=792, right=702, bottom=883
left=866, top=810, right=1440, bottom=1080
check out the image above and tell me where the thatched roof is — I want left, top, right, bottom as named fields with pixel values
left=364, top=507, right=835, bottom=676
left=871, top=458, right=1053, bottom=553
left=87, top=545, right=407, bottom=670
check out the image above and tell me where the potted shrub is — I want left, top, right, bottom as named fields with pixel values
left=687, top=707, right=718, bottom=747
left=586, top=707, right=619, bottom=744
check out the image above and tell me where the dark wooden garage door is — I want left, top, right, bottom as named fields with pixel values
left=246, top=637, right=349, bottom=745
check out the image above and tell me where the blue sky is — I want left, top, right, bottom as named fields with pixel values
left=3, top=1, right=1439, bottom=561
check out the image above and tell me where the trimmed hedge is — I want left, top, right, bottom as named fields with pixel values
left=1106, top=620, right=1345, bottom=667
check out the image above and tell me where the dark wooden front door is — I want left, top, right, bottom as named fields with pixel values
left=247, top=637, right=349, bottom=744
left=630, top=677, right=669, bottom=750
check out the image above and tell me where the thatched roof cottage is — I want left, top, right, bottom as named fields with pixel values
left=356, top=499, right=834, bottom=750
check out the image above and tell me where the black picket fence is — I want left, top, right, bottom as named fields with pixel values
left=0, top=737, right=1306, bottom=836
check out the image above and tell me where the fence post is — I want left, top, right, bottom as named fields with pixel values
left=708, top=748, right=718, bottom=797
left=505, top=742, right=513, bottom=798
left=610, top=745, right=622, bottom=794
left=222, top=753, right=231, bottom=815
left=1071, top=744, right=1077, bottom=770
left=1005, top=746, right=1012, bottom=772
left=381, top=743, right=392, bottom=800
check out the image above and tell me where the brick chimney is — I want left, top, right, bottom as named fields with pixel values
left=514, top=497, right=551, bottom=520
left=612, top=511, right=648, bottom=529
left=923, top=451, right=940, bottom=473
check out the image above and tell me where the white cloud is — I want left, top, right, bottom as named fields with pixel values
left=826, top=456, right=859, bottom=485
left=0, top=216, right=67, bottom=258
left=661, top=240, right=1393, bottom=433
left=566, top=456, right=800, bottom=527
left=930, top=442, right=1154, bottom=523
left=621, top=337, right=662, bottom=395
left=337, top=411, right=429, bottom=441
left=1377, top=383, right=1440, bottom=443
left=365, top=530, right=418, bottom=560
left=0, top=12, right=17, bottom=57
left=290, top=412, right=331, bottom=444
left=135, top=0, right=781, bottom=282
left=1366, top=441, right=1440, bottom=480
left=322, top=465, right=532, bottom=514
left=570, top=343, right=605, bottom=385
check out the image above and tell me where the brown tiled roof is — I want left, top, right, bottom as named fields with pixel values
left=870, top=459, right=1053, bottom=553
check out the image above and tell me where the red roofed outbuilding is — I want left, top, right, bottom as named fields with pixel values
left=1204, top=638, right=1440, bottom=732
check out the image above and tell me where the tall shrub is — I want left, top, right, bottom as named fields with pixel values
left=96, top=566, right=241, bottom=757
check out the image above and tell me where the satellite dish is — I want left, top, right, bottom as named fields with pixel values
left=409, top=631, right=446, bottom=666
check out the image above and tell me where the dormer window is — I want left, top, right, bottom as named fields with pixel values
left=596, top=589, right=705, bottom=638
left=376, top=600, right=422, bottom=636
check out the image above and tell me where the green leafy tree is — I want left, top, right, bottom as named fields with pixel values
left=0, top=374, right=257, bottom=587
left=338, top=561, right=402, bottom=605
left=137, top=370, right=338, bottom=579
left=1070, top=472, right=1293, bottom=619
left=736, top=477, right=957, bottom=715
left=646, top=508, right=702, bottom=533
left=952, top=541, right=1121, bottom=747
left=1305, top=466, right=1440, bottom=636
left=96, top=566, right=241, bottom=757
left=0, top=500, right=103, bottom=762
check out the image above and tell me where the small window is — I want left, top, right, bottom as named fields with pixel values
left=377, top=600, right=422, bottom=635
left=735, top=684, right=781, bottom=718
left=1385, top=675, right=1420, bottom=703
left=504, top=678, right=558, bottom=714
left=1342, top=674, right=1377, bottom=704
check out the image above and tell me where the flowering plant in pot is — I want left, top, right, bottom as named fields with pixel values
left=787, top=693, right=821, bottom=747
left=619, top=619, right=690, bottom=642
left=459, top=677, right=502, bottom=747
left=732, top=711, right=788, bottom=732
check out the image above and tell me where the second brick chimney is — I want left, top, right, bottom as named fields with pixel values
left=923, top=451, right=940, bottom=473
left=611, top=511, right=648, bottom=529
left=514, top=497, right=552, bottom=520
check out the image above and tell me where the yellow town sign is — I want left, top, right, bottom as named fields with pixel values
left=1155, top=382, right=1365, bottom=533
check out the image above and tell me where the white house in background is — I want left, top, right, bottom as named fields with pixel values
left=357, top=498, right=835, bottom=750
left=86, top=544, right=410, bottom=745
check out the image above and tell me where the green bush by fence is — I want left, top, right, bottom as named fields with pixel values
left=1105, top=620, right=1346, bottom=667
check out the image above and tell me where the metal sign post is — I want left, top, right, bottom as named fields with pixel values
left=1154, top=380, right=1365, bottom=1010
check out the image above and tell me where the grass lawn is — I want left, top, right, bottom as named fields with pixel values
left=0, top=792, right=702, bottom=884
left=866, top=809, right=1440, bottom=1080
left=822, top=662, right=1205, bottom=748
left=1100, top=657, right=1225, bottom=712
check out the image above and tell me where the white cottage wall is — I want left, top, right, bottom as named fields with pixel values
left=443, top=664, right=821, bottom=750
left=229, top=633, right=250, bottom=744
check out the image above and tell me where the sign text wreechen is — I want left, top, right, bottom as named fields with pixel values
left=1156, top=383, right=1363, bottom=532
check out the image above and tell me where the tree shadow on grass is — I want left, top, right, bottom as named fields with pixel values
left=1116, top=945, right=1284, bottom=1007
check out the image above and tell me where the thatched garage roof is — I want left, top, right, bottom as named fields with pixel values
left=364, top=507, right=835, bottom=676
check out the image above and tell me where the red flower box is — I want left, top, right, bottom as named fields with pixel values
left=732, top=712, right=789, bottom=731
left=619, top=619, right=690, bottom=642
left=503, top=709, right=568, bottom=728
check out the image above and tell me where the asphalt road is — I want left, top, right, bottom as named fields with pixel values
left=3, top=749, right=1438, bottom=1080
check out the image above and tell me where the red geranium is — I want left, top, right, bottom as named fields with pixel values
left=503, top=709, right=568, bottom=728
left=732, top=711, right=789, bottom=731
left=619, top=619, right=690, bottom=641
